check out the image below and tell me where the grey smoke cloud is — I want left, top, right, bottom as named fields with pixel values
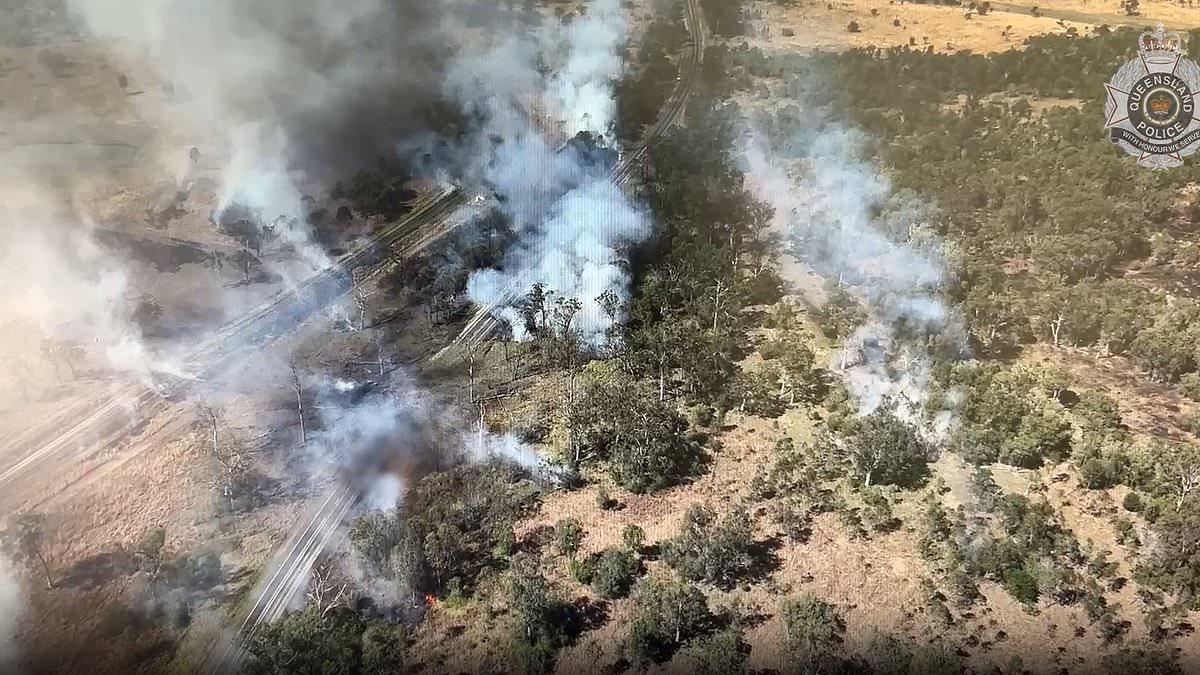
left=741, top=111, right=965, bottom=423
left=0, top=554, right=23, bottom=674
left=302, top=370, right=553, bottom=511
left=65, top=0, right=469, bottom=170
left=454, top=0, right=653, bottom=344
left=63, top=0, right=523, bottom=277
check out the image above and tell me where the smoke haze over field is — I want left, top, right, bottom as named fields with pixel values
left=65, top=0, right=485, bottom=167
left=0, top=180, right=180, bottom=399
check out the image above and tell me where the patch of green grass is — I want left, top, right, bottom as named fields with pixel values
left=222, top=564, right=265, bottom=621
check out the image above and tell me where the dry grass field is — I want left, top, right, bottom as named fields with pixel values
left=743, top=0, right=1199, bottom=53
left=5, top=0, right=1200, bottom=672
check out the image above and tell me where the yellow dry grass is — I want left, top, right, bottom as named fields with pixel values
left=744, top=0, right=1200, bottom=54
left=1019, top=343, right=1200, bottom=443
left=408, top=314, right=1200, bottom=673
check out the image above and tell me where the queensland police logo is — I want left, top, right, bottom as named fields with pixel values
left=1104, top=25, right=1200, bottom=169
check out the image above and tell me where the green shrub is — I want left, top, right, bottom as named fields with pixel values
left=860, top=487, right=902, bottom=533
left=845, top=407, right=932, bottom=487
left=773, top=500, right=812, bottom=543
left=861, top=631, right=913, bottom=674
left=661, top=506, right=756, bottom=589
left=1079, top=457, right=1122, bottom=489
left=1122, top=491, right=1143, bottom=512
left=948, top=569, right=981, bottom=607
left=677, top=629, right=750, bottom=675
left=1188, top=412, right=1200, bottom=436
left=909, top=642, right=967, bottom=675
left=1002, top=566, right=1040, bottom=606
left=626, top=579, right=712, bottom=663
left=587, top=549, right=641, bottom=599
left=554, top=519, right=584, bottom=558
left=1114, top=518, right=1139, bottom=548
left=1181, top=372, right=1200, bottom=402
left=622, top=525, right=645, bottom=552
left=595, top=487, right=616, bottom=510
left=780, top=593, right=843, bottom=661
left=568, top=558, right=591, bottom=585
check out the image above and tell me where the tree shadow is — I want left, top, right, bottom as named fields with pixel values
left=58, top=549, right=139, bottom=589
left=568, top=597, right=610, bottom=638
left=602, top=658, right=632, bottom=675
left=638, top=543, right=662, bottom=561
left=517, top=525, right=554, bottom=555
left=744, top=536, right=784, bottom=585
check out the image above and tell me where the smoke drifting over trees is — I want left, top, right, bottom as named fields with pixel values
left=741, top=113, right=966, bottom=423
left=450, top=0, right=656, bottom=343
left=301, top=371, right=551, bottom=511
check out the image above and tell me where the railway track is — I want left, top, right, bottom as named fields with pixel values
left=0, top=188, right=466, bottom=496
left=205, top=1, right=707, bottom=672
left=440, top=0, right=706, bottom=358
left=205, top=483, right=359, bottom=672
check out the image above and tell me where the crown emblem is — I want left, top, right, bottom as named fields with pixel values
left=1140, top=24, right=1184, bottom=64
left=1149, top=97, right=1173, bottom=114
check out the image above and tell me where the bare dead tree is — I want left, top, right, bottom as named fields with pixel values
left=308, top=557, right=348, bottom=619
left=1049, top=312, right=1064, bottom=347
left=11, top=357, right=34, bottom=403
left=41, top=336, right=69, bottom=379
left=711, top=278, right=727, bottom=332
left=354, top=286, right=371, bottom=331
left=196, top=403, right=256, bottom=513
left=350, top=336, right=388, bottom=377
left=462, top=341, right=480, bottom=405
left=290, top=364, right=307, bottom=446
left=373, top=334, right=386, bottom=378
left=1161, top=444, right=1200, bottom=512
left=233, top=249, right=256, bottom=282
left=475, top=391, right=513, bottom=456
left=197, top=403, right=220, bottom=454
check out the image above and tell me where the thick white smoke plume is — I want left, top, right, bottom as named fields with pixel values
left=468, top=177, right=651, bottom=343
left=741, top=118, right=965, bottom=423
left=549, top=0, right=627, bottom=139
left=455, top=0, right=653, bottom=344
left=303, top=371, right=554, bottom=511
left=0, top=555, right=24, bottom=674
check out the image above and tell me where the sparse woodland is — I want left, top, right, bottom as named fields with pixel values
left=200, top=8, right=1200, bottom=675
